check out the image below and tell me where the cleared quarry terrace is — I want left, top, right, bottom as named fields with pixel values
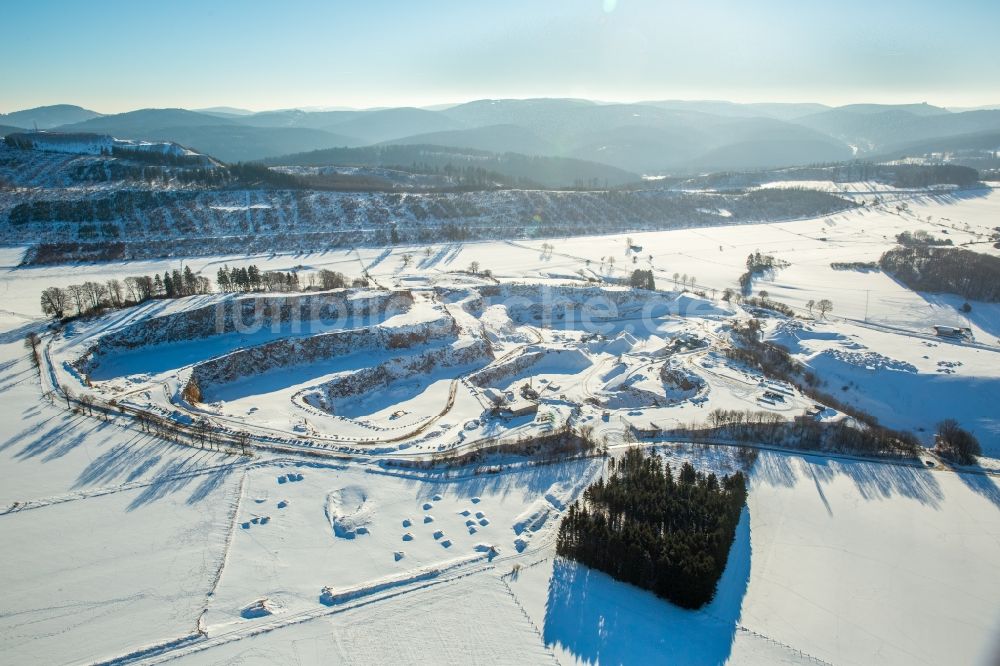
left=46, top=281, right=798, bottom=457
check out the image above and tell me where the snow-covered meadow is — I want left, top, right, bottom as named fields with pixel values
left=1, top=183, right=999, bottom=665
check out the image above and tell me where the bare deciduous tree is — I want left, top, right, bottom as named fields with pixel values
left=106, top=279, right=125, bottom=308
left=67, top=284, right=86, bottom=316
left=40, top=287, right=70, bottom=319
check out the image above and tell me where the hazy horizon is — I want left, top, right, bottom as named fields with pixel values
left=2, top=0, right=998, bottom=113
left=4, top=96, right=1000, bottom=117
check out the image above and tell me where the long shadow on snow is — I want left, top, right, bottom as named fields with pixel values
left=125, top=449, right=229, bottom=511
left=73, top=433, right=172, bottom=488
left=955, top=471, right=1000, bottom=511
left=383, top=456, right=600, bottom=504
left=187, top=464, right=240, bottom=505
left=70, top=430, right=240, bottom=507
left=88, top=311, right=394, bottom=381
left=0, top=365, right=38, bottom=394
left=8, top=413, right=106, bottom=463
left=0, top=412, right=57, bottom=454
left=440, top=244, right=464, bottom=267
left=365, top=248, right=393, bottom=271
left=418, top=246, right=453, bottom=270
left=542, top=506, right=751, bottom=665
left=753, top=450, right=945, bottom=509
left=899, top=185, right=991, bottom=208
left=0, top=320, right=45, bottom=345
left=62, top=298, right=174, bottom=343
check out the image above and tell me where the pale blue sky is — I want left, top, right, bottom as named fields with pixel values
left=2, top=0, right=998, bottom=112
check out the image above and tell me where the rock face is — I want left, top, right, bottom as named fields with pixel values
left=87, top=290, right=411, bottom=355
left=302, top=339, right=494, bottom=413
left=191, top=307, right=463, bottom=389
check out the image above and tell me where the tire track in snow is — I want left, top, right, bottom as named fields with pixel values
left=89, top=557, right=499, bottom=665
left=197, top=468, right=249, bottom=635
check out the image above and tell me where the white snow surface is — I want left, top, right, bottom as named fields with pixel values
left=1, top=183, right=1000, bottom=664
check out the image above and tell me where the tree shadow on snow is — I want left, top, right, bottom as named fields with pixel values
left=124, top=450, right=225, bottom=511
left=418, top=246, right=453, bottom=270
left=900, top=185, right=991, bottom=208
left=120, top=457, right=203, bottom=506
left=9, top=413, right=105, bottom=463
left=70, top=432, right=240, bottom=509
left=0, top=320, right=45, bottom=345
left=0, top=413, right=58, bottom=454
left=752, top=451, right=945, bottom=509
left=364, top=248, right=393, bottom=271
left=956, top=471, right=1000, bottom=511
left=542, top=506, right=751, bottom=665
left=73, top=433, right=169, bottom=488
left=381, top=455, right=601, bottom=506
left=186, top=464, right=240, bottom=505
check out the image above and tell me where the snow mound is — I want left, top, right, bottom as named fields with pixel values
left=481, top=305, right=534, bottom=343
left=596, top=331, right=639, bottom=356
left=240, top=598, right=279, bottom=619
left=513, top=500, right=551, bottom=535
left=602, top=385, right=667, bottom=409
left=325, top=486, right=374, bottom=539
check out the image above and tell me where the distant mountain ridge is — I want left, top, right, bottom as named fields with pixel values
left=4, top=98, right=998, bottom=174
left=56, top=109, right=359, bottom=162
left=0, top=104, right=102, bottom=129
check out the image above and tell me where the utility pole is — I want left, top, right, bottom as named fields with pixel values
left=864, top=289, right=870, bottom=322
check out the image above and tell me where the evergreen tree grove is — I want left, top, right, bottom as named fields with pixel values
left=556, top=448, right=747, bottom=609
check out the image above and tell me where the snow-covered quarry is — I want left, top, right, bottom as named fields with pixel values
left=1, top=182, right=999, bottom=665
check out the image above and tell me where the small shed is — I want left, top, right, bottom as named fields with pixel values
left=933, top=325, right=972, bottom=339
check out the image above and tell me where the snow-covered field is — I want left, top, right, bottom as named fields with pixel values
left=1, top=183, right=999, bottom=664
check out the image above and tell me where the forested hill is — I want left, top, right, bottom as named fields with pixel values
left=265, top=144, right=640, bottom=189
left=880, top=246, right=1000, bottom=302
